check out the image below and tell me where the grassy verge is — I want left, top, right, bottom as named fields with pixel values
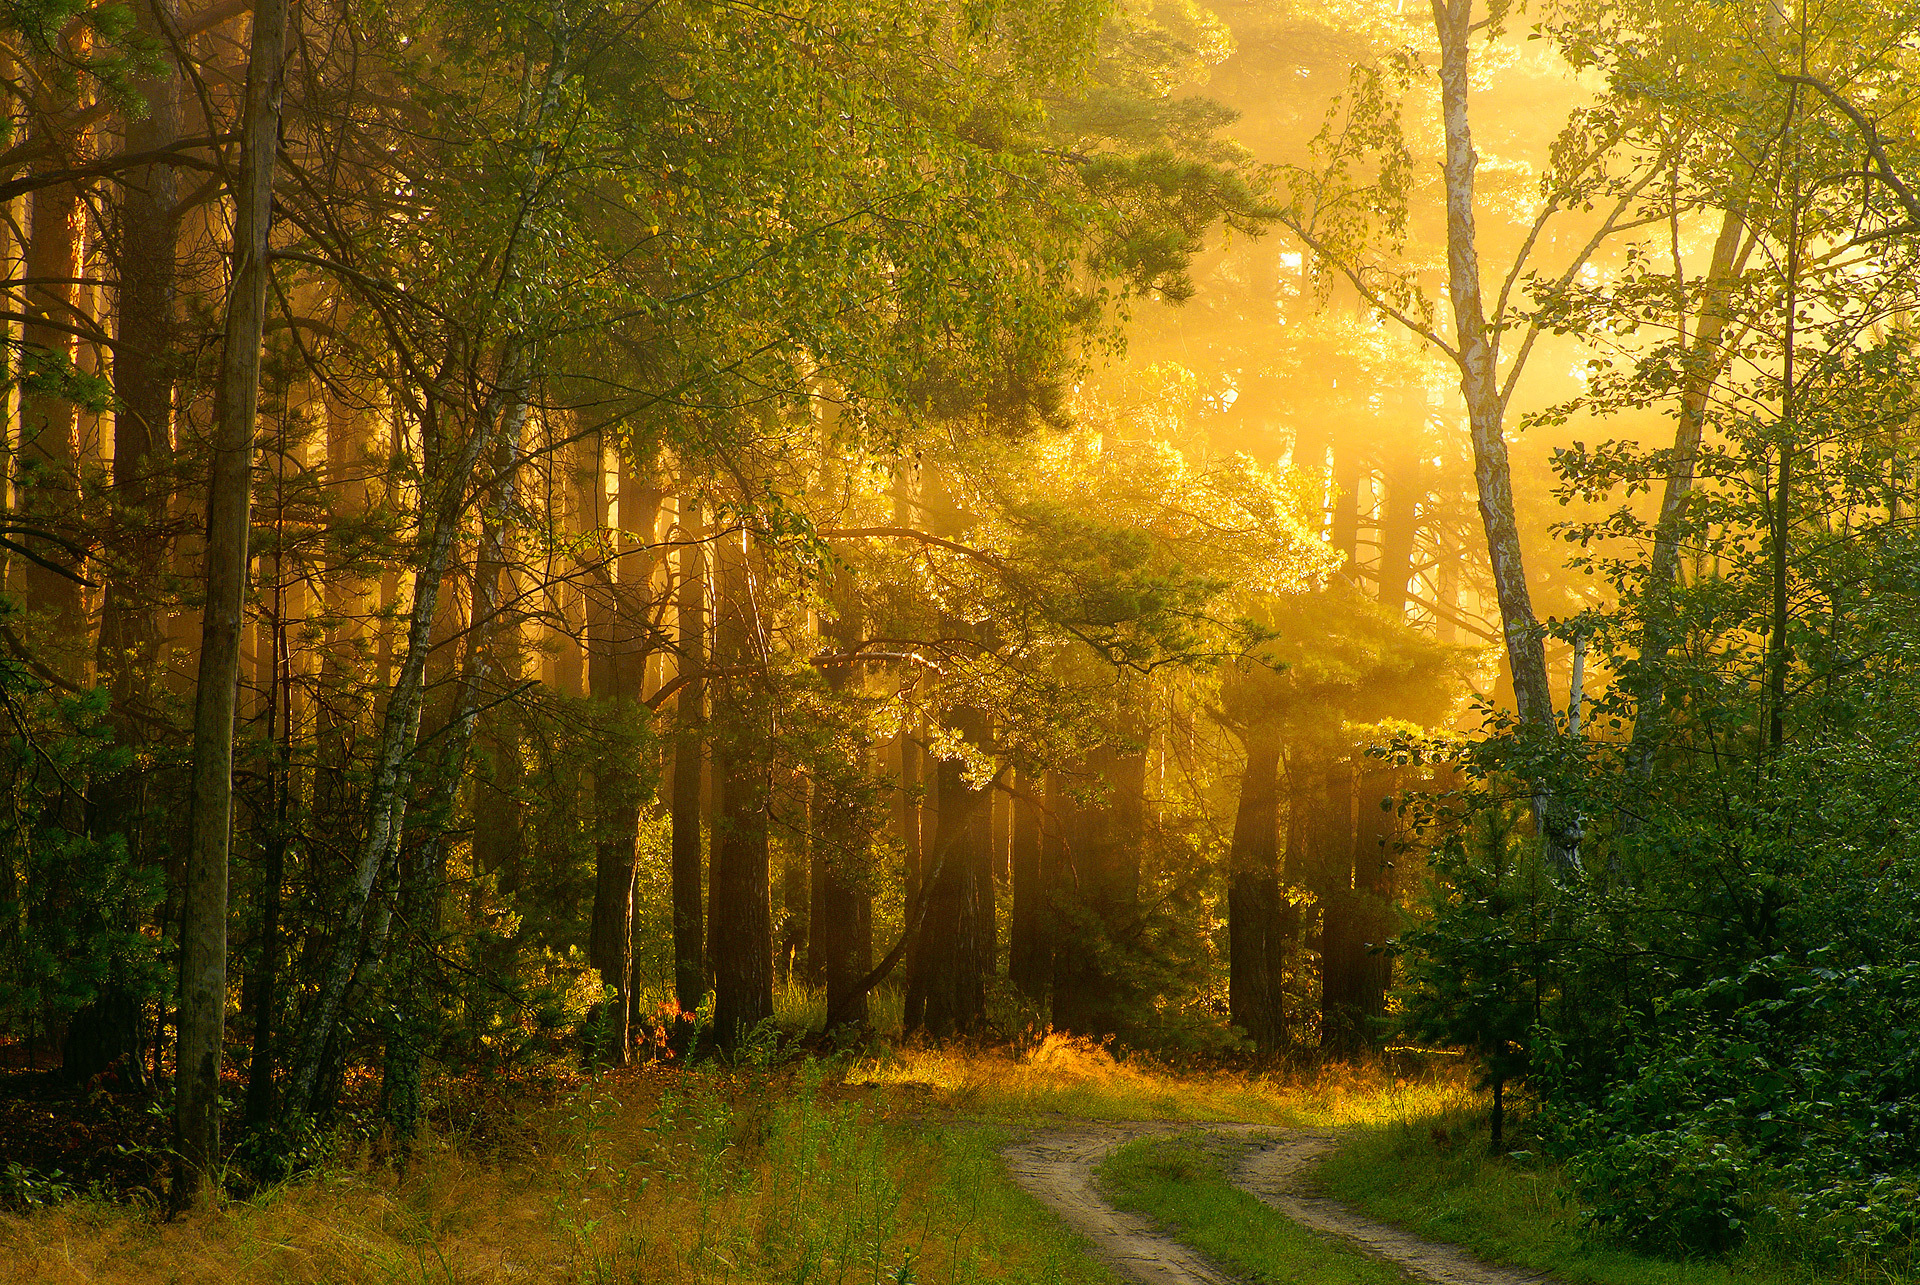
left=1096, top=1130, right=1407, bottom=1285
left=1316, top=1108, right=1909, bottom=1285
left=0, top=1061, right=1117, bottom=1285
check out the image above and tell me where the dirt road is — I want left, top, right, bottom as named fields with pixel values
left=1001, top=1124, right=1236, bottom=1285
left=1002, top=1122, right=1552, bottom=1285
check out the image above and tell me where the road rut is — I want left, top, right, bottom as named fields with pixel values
left=1002, top=1122, right=1552, bottom=1285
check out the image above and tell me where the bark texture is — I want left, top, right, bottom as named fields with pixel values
left=174, top=0, right=292, bottom=1206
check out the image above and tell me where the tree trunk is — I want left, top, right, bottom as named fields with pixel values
left=173, top=0, right=291, bottom=1207
left=382, top=394, right=531, bottom=1137
left=1228, top=726, right=1282, bottom=1048
left=1315, top=758, right=1362, bottom=1054
left=670, top=490, right=706, bottom=1028
left=908, top=707, right=988, bottom=1037
left=975, top=761, right=997, bottom=980
left=13, top=97, right=87, bottom=647
left=1350, top=764, right=1395, bottom=1038
left=709, top=525, right=771, bottom=1049
left=1053, top=738, right=1146, bottom=1037
left=314, top=379, right=375, bottom=829
left=1330, top=439, right=1362, bottom=571
left=816, top=784, right=873, bottom=1032
left=812, top=602, right=871, bottom=1030
left=1627, top=207, right=1754, bottom=776
left=98, top=0, right=180, bottom=738
left=778, top=775, right=810, bottom=984
left=896, top=716, right=926, bottom=1032
left=285, top=369, right=526, bottom=1121
left=72, top=1, right=184, bottom=1084
left=1376, top=448, right=1421, bottom=617
left=1008, top=768, right=1046, bottom=1001
left=1432, top=0, right=1565, bottom=866
left=587, top=454, right=658, bottom=1063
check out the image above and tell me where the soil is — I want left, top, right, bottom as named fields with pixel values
left=1002, top=1121, right=1554, bottom=1285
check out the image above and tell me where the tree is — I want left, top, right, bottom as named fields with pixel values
left=175, top=0, right=292, bottom=1207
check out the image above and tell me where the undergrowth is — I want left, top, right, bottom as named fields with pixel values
left=0, top=1058, right=1116, bottom=1285
left=1317, top=1105, right=1918, bottom=1285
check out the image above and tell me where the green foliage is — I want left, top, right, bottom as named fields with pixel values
left=0, top=663, right=163, bottom=1046
left=1398, top=802, right=1550, bottom=1102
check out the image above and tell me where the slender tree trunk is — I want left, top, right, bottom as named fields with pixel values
left=242, top=614, right=288, bottom=1127
left=1431, top=0, right=1567, bottom=868
left=1047, top=758, right=1093, bottom=1033
left=778, top=775, right=810, bottom=984
left=14, top=120, right=87, bottom=646
left=1627, top=209, right=1753, bottom=776
left=381, top=394, right=530, bottom=1138
left=974, top=761, right=997, bottom=980
left=806, top=797, right=832, bottom=989
left=586, top=455, right=658, bottom=1063
left=285, top=370, right=524, bottom=1120
left=709, top=525, right=771, bottom=1049
left=173, top=0, right=291, bottom=1207
left=1330, top=441, right=1362, bottom=571
left=670, top=490, right=706, bottom=1027
left=1038, top=769, right=1071, bottom=1022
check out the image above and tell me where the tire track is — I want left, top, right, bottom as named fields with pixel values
left=1001, top=1123, right=1235, bottom=1285
left=1001, top=1122, right=1554, bottom=1285
left=1233, top=1129, right=1554, bottom=1285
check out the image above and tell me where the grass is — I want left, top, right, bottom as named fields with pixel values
left=1317, top=1105, right=1915, bottom=1285
left=0, top=1059, right=1119, bottom=1285
left=1096, top=1130, right=1407, bottom=1285
left=852, top=1033, right=1472, bottom=1127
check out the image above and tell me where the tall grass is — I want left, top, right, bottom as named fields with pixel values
left=0, top=1061, right=1115, bottom=1285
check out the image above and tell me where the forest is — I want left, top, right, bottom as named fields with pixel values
left=2, top=0, right=1919, bottom=1282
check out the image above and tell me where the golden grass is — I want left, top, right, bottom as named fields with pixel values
left=0, top=1062, right=1116, bottom=1285
left=0, top=1041, right=1476, bottom=1285
left=852, top=1034, right=1476, bottom=1128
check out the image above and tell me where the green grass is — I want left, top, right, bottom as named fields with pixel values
left=928, top=1123, right=1123, bottom=1285
left=1316, top=1108, right=1910, bottom=1285
left=1096, top=1131, right=1409, bottom=1285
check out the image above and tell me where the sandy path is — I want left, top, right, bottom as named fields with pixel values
left=1233, top=1130, right=1554, bottom=1285
left=1001, top=1122, right=1554, bottom=1285
left=1001, top=1123, right=1235, bottom=1285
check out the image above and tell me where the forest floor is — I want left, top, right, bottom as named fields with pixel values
left=0, top=1037, right=1888, bottom=1285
